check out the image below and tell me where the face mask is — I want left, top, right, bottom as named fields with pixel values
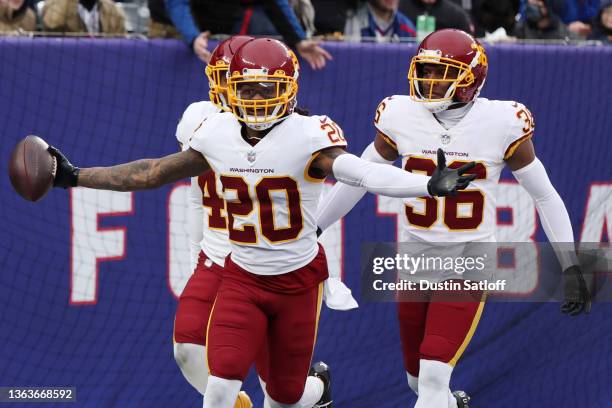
left=525, top=3, right=543, bottom=25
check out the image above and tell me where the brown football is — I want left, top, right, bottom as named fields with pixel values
left=8, top=135, right=56, bottom=202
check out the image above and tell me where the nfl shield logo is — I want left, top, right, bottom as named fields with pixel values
left=247, top=151, right=256, bottom=163
left=440, top=134, right=451, bottom=145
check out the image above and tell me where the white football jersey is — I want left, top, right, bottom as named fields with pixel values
left=375, top=96, right=534, bottom=243
left=175, top=101, right=230, bottom=267
left=190, top=112, right=347, bottom=275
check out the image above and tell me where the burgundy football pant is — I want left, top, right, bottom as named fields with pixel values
left=397, top=280, right=486, bottom=376
left=207, top=246, right=328, bottom=404
left=173, top=251, right=270, bottom=381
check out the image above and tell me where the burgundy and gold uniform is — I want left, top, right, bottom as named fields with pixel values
left=374, top=29, right=533, bottom=376
left=189, top=39, right=347, bottom=403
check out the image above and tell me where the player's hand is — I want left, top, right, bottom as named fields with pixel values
left=47, top=146, right=79, bottom=188
left=427, top=149, right=476, bottom=197
left=296, top=40, right=332, bottom=70
left=193, top=32, right=212, bottom=64
left=560, top=265, right=591, bottom=316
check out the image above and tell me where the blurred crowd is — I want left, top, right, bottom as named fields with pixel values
left=1, top=0, right=611, bottom=66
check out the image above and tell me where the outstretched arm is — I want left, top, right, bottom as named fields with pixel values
left=507, top=140, right=590, bottom=315
left=507, top=140, right=575, bottom=246
left=50, top=146, right=210, bottom=192
left=312, top=141, right=475, bottom=200
left=316, top=133, right=399, bottom=231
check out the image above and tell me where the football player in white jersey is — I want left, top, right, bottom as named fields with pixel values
left=173, top=35, right=257, bottom=408
left=176, top=35, right=360, bottom=408
left=315, top=29, right=591, bottom=408
left=185, top=37, right=476, bottom=408
left=47, top=37, right=475, bottom=408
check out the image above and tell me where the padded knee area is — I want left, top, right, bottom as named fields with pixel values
left=267, top=379, right=305, bottom=405
left=420, top=334, right=459, bottom=364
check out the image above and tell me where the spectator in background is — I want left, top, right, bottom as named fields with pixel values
left=400, top=0, right=474, bottom=34
left=42, top=0, right=126, bottom=33
left=518, top=0, right=600, bottom=38
left=471, top=0, right=519, bottom=36
left=561, top=0, right=600, bottom=37
left=311, top=0, right=358, bottom=36
left=148, top=0, right=181, bottom=38
left=344, top=0, right=416, bottom=41
left=248, top=0, right=316, bottom=37
left=0, top=0, right=36, bottom=31
left=289, top=0, right=316, bottom=36
left=164, top=0, right=331, bottom=69
left=515, top=0, right=580, bottom=39
left=589, top=0, right=612, bottom=42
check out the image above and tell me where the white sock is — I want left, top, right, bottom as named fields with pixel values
left=259, top=377, right=272, bottom=408
left=173, top=343, right=208, bottom=395
left=265, top=376, right=324, bottom=408
left=448, top=389, right=458, bottom=408
left=204, top=376, right=242, bottom=408
left=415, top=360, right=453, bottom=408
left=406, top=371, right=419, bottom=396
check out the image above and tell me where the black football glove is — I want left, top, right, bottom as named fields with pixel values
left=427, top=148, right=477, bottom=197
left=561, top=265, right=591, bottom=316
left=47, top=146, right=79, bottom=188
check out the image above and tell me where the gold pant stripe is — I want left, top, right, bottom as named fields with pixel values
left=449, top=292, right=487, bottom=367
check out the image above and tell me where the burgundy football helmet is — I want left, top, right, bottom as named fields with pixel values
left=205, top=35, right=254, bottom=110
left=226, top=38, right=300, bottom=130
left=408, top=29, right=488, bottom=112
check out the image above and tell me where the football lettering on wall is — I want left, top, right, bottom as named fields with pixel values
left=580, top=183, right=612, bottom=242
left=70, top=188, right=134, bottom=304
left=69, top=182, right=608, bottom=304
left=494, top=181, right=538, bottom=296
left=167, top=182, right=192, bottom=298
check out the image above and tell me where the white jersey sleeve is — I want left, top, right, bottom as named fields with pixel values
left=176, top=101, right=219, bottom=148
left=176, top=102, right=230, bottom=268
left=188, top=111, right=235, bottom=166
left=187, top=180, right=204, bottom=271
left=503, top=102, right=535, bottom=160
left=373, top=96, right=403, bottom=150
left=175, top=102, right=217, bottom=270
left=308, top=115, right=348, bottom=154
